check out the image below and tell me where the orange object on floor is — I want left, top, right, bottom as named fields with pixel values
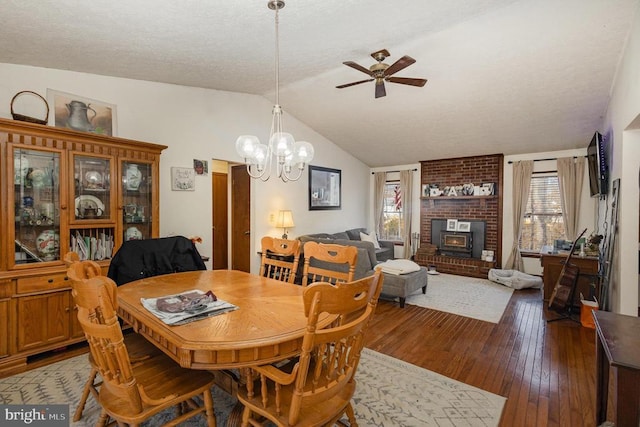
left=580, top=299, right=599, bottom=329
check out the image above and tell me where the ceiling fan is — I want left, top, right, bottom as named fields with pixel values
left=336, top=49, right=427, bottom=99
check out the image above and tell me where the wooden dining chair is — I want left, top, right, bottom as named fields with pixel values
left=67, top=260, right=217, bottom=427
left=301, top=241, right=358, bottom=286
left=65, top=253, right=165, bottom=422
left=259, top=236, right=301, bottom=283
left=237, top=270, right=383, bottom=426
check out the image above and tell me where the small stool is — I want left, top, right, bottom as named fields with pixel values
left=380, top=267, right=428, bottom=308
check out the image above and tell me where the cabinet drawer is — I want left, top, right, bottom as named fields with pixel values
left=16, top=273, right=71, bottom=294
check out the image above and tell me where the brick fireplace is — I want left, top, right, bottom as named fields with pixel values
left=415, top=154, right=503, bottom=278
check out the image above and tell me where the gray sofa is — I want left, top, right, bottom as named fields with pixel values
left=297, top=229, right=427, bottom=308
left=298, top=228, right=394, bottom=264
left=298, top=235, right=380, bottom=280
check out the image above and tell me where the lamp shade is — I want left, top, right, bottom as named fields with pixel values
left=275, top=210, right=295, bottom=229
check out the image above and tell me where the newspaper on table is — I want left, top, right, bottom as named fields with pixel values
left=141, top=289, right=237, bottom=325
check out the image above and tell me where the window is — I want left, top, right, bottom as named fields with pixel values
left=380, top=182, right=403, bottom=241
left=519, top=174, right=566, bottom=252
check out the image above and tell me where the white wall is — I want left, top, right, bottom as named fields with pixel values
left=0, top=63, right=370, bottom=274
left=601, top=4, right=640, bottom=315
left=368, top=164, right=422, bottom=258
left=502, top=149, right=596, bottom=275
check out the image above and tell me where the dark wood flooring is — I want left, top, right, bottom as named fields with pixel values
left=364, top=287, right=601, bottom=427
left=4, top=283, right=605, bottom=426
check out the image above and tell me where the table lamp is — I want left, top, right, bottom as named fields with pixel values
left=275, top=210, right=294, bottom=239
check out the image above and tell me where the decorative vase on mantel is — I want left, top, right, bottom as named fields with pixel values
left=125, top=164, right=142, bottom=191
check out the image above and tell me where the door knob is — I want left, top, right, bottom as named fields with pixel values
left=244, top=231, right=250, bottom=235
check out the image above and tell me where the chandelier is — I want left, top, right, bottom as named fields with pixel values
left=235, top=0, right=314, bottom=182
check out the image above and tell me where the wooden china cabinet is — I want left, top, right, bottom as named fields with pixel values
left=0, top=118, right=166, bottom=375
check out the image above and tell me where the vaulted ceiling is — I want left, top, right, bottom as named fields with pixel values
left=1, top=0, right=638, bottom=166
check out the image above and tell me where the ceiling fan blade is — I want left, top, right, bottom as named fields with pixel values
left=343, top=61, right=373, bottom=76
left=375, top=81, right=386, bottom=98
left=336, top=79, right=374, bottom=89
left=387, top=77, right=428, bottom=87
left=384, top=55, right=416, bottom=77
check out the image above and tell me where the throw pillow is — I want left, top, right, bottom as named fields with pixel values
left=360, top=231, right=381, bottom=249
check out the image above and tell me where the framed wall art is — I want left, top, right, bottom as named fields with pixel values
left=309, top=165, right=341, bottom=210
left=171, top=167, right=195, bottom=191
left=446, top=219, right=458, bottom=231
left=47, top=89, right=117, bottom=136
left=193, top=159, right=208, bottom=175
left=457, top=221, right=471, bottom=232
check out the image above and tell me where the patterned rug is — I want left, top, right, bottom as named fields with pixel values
left=0, top=348, right=505, bottom=426
left=405, top=273, right=514, bottom=323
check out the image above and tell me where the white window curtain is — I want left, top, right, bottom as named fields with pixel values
left=373, top=172, right=387, bottom=238
left=399, top=170, right=413, bottom=259
left=557, top=157, right=585, bottom=241
left=505, top=160, right=533, bottom=271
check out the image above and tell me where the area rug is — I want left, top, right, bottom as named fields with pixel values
left=405, top=273, right=514, bottom=323
left=0, top=348, right=505, bottom=426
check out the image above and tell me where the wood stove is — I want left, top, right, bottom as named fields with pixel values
left=440, top=231, right=473, bottom=257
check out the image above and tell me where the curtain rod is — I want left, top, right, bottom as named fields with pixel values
left=507, top=156, right=586, bottom=164
left=371, top=168, right=418, bottom=174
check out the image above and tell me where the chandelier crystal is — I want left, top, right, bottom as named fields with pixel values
left=235, top=0, right=314, bottom=182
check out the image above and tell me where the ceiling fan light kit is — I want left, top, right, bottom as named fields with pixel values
left=337, top=49, right=427, bottom=98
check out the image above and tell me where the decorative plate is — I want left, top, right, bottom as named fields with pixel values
left=84, top=170, right=104, bottom=188
left=74, top=195, right=105, bottom=218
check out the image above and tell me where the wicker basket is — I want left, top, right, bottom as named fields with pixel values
left=10, top=91, right=49, bottom=125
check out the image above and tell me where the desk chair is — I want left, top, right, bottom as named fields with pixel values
left=67, top=260, right=216, bottom=427
left=301, top=241, right=358, bottom=287
left=237, top=270, right=383, bottom=426
left=259, top=237, right=301, bottom=283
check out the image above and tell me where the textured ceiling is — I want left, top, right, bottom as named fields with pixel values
left=1, top=0, right=638, bottom=166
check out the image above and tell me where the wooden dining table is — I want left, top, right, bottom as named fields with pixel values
left=117, top=269, right=336, bottom=426
left=117, top=269, right=334, bottom=371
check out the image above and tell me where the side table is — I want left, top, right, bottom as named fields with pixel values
left=593, top=310, right=640, bottom=427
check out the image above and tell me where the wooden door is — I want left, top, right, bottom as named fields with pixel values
left=212, top=172, right=228, bottom=270
left=231, top=165, right=251, bottom=272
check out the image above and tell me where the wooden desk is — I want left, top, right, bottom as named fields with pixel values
left=117, top=270, right=333, bottom=370
left=593, top=310, right=640, bottom=427
left=540, top=253, right=599, bottom=303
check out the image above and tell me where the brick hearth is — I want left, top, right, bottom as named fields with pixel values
left=418, top=154, right=503, bottom=277
left=414, top=254, right=496, bottom=278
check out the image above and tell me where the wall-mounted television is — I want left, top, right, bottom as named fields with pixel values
left=587, top=131, right=608, bottom=198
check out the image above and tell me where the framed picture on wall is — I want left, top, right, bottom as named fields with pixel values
left=446, top=219, right=458, bottom=231
left=47, top=89, right=117, bottom=136
left=309, top=165, right=341, bottom=210
left=171, top=167, right=195, bottom=191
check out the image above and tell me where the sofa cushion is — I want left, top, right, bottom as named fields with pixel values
left=331, top=232, right=349, bottom=240
left=345, top=228, right=367, bottom=240
left=360, top=231, right=381, bottom=249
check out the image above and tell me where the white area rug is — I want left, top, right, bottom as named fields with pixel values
left=406, top=273, right=514, bottom=323
left=0, top=348, right=505, bottom=426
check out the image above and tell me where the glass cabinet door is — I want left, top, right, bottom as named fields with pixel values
left=70, top=154, right=115, bottom=261
left=121, top=161, right=153, bottom=242
left=73, top=155, right=112, bottom=221
left=12, top=147, right=62, bottom=265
